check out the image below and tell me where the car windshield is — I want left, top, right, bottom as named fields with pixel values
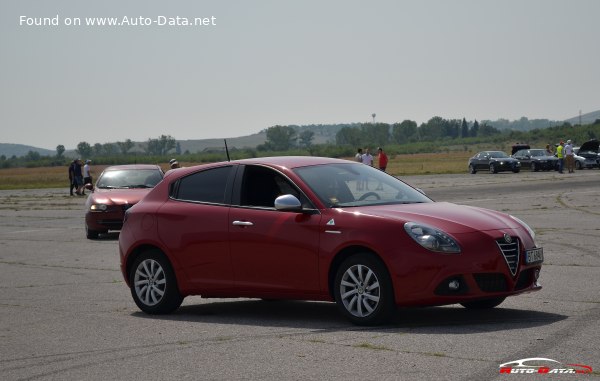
left=97, top=169, right=163, bottom=189
left=529, top=150, right=547, bottom=157
left=293, top=163, right=431, bottom=208
left=488, top=151, right=509, bottom=158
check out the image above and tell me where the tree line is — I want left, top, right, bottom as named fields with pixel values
left=1, top=119, right=599, bottom=169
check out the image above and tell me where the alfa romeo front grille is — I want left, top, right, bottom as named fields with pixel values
left=496, top=237, right=519, bottom=276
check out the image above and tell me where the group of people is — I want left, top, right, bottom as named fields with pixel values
left=68, top=159, right=92, bottom=196
left=554, top=139, right=575, bottom=174
left=354, top=147, right=389, bottom=191
left=354, top=147, right=388, bottom=171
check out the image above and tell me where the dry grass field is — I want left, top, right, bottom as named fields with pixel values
left=0, top=152, right=473, bottom=190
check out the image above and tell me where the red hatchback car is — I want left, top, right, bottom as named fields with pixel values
left=85, top=164, right=163, bottom=239
left=119, top=157, right=543, bottom=325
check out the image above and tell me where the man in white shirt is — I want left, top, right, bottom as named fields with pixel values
left=564, top=140, right=575, bottom=173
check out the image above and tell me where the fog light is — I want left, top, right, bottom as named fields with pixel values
left=448, top=280, right=460, bottom=290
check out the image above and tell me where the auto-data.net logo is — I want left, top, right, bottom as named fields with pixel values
left=499, top=358, right=593, bottom=375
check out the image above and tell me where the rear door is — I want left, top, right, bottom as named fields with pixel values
left=157, top=165, right=236, bottom=291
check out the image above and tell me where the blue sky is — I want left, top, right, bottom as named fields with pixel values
left=1, top=0, right=598, bottom=149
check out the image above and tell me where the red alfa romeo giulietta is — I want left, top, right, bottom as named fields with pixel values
left=118, top=156, right=543, bottom=325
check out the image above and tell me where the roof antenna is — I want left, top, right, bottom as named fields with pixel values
left=224, top=139, right=231, bottom=162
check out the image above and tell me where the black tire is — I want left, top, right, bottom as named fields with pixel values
left=489, top=164, right=498, bottom=174
left=334, top=253, right=395, bottom=325
left=129, top=249, right=183, bottom=314
left=469, top=164, right=476, bottom=174
left=86, top=225, right=101, bottom=239
left=512, top=168, right=520, bottom=173
left=460, top=297, right=506, bottom=309
left=531, top=162, right=538, bottom=172
left=575, top=161, right=582, bottom=170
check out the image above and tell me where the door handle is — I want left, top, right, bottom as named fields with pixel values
left=232, top=221, right=254, bottom=226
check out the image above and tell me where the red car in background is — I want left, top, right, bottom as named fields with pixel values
left=118, top=157, right=543, bottom=325
left=85, top=164, right=163, bottom=239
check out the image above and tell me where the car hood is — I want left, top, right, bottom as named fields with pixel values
left=490, top=157, right=518, bottom=162
left=89, top=188, right=152, bottom=205
left=578, top=140, right=599, bottom=153
left=352, top=202, right=520, bottom=234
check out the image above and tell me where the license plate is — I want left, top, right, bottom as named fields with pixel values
left=525, top=247, right=544, bottom=264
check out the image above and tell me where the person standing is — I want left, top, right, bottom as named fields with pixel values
left=83, top=160, right=93, bottom=186
left=354, top=148, right=364, bottom=190
left=564, top=139, right=575, bottom=173
left=354, top=148, right=363, bottom=162
left=556, top=141, right=565, bottom=174
left=377, top=147, right=388, bottom=172
left=73, top=159, right=84, bottom=195
left=545, top=144, right=554, bottom=156
left=361, top=148, right=373, bottom=167
left=361, top=148, right=374, bottom=190
left=68, top=159, right=77, bottom=196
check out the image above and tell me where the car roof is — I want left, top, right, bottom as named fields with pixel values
left=169, top=156, right=356, bottom=177
left=103, top=164, right=162, bottom=171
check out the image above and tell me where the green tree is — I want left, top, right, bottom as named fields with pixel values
left=471, top=120, right=480, bottom=137
left=117, top=139, right=134, bottom=155
left=76, top=142, right=92, bottom=158
left=461, top=118, right=469, bottom=138
left=56, top=144, right=65, bottom=158
left=102, top=143, right=117, bottom=156
left=298, top=130, right=315, bottom=148
left=361, top=123, right=390, bottom=146
left=392, top=120, right=417, bottom=143
left=336, top=126, right=363, bottom=146
left=93, top=143, right=103, bottom=156
left=25, top=150, right=41, bottom=161
left=263, top=126, right=297, bottom=151
left=146, top=135, right=176, bottom=155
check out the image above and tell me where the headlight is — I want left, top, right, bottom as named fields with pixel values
left=510, top=215, right=537, bottom=246
left=90, top=204, right=108, bottom=211
left=404, top=222, right=461, bottom=253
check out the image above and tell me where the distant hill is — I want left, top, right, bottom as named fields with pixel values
left=0, top=143, right=54, bottom=158
left=565, top=109, right=600, bottom=125
left=178, top=124, right=347, bottom=153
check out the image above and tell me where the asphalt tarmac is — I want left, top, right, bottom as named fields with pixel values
left=1, top=169, right=599, bottom=380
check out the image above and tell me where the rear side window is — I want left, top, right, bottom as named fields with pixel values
left=175, top=166, right=232, bottom=204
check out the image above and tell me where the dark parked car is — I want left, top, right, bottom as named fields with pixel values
left=573, top=139, right=600, bottom=169
left=512, top=149, right=558, bottom=171
left=85, top=164, right=163, bottom=239
left=468, top=151, right=521, bottom=174
left=119, top=157, right=543, bottom=325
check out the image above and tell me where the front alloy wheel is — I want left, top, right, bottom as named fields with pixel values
left=334, top=254, right=394, bottom=325
left=130, top=250, right=183, bottom=314
left=489, top=163, right=498, bottom=173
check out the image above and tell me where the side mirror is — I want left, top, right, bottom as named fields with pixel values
left=274, top=194, right=302, bottom=212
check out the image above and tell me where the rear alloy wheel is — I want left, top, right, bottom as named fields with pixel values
left=130, top=249, right=183, bottom=314
left=461, top=297, right=506, bottom=309
left=489, top=164, right=498, bottom=173
left=334, top=254, right=394, bottom=325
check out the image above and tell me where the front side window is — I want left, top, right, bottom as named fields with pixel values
left=239, top=165, right=310, bottom=208
left=175, top=166, right=232, bottom=204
